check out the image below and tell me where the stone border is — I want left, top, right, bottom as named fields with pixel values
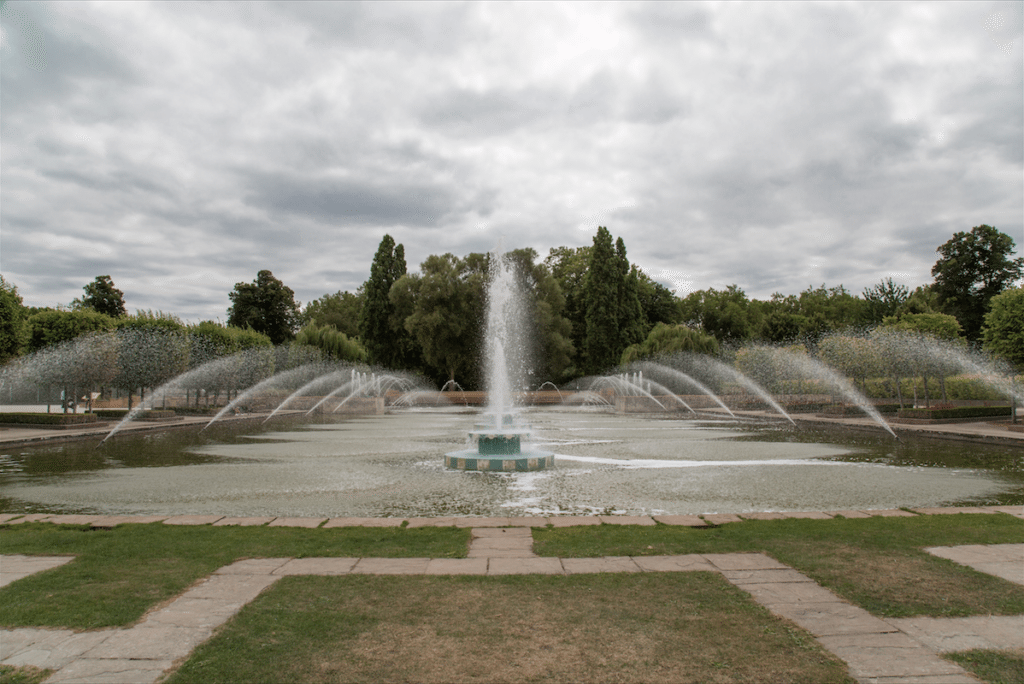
left=2, top=505, right=1021, bottom=529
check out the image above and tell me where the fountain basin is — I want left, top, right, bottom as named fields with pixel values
left=443, top=450, right=555, bottom=471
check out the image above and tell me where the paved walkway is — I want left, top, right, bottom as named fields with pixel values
left=2, top=519, right=1022, bottom=684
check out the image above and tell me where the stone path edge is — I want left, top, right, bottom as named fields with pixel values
left=1, top=505, right=1021, bottom=528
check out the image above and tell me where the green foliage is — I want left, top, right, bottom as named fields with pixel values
left=898, top=406, right=1011, bottom=420
left=636, top=274, right=680, bottom=328
left=759, top=285, right=867, bottom=343
left=293, top=322, right=367, bottom=362
left=504, top=248, right=575, bottom=384
left=615, top=237, right=647, bottom=350
left=24, top=309, right=118, bottom=352
left=679, top=285, right=760, bottom=343
left=931, top=224, right=1024, bottom=340
left=359, top=235, right=411, bottom=368
left=620, top=323, right=719, bottom=365
left=545, top=245, right=591, bottom=372
left=582, top=227, right=624, bottom=374
left=80, top=275, right=126, bottom=318
left=0, top=412, right=99, bottom=424
left=861, top=277, right=909, bottom=324
left=227, top=270, right=301, bottom=345
left=303, top=290, right=364, bottom=339
left=982, top=286, right=1024, bottom=370
left=881, top=312, right=963, bottom=340
left=0, top=275, right=27, bottom=363
left=391, top=253, right=486, bottom=385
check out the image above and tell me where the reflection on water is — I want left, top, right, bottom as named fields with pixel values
left=1, top=409, right=1021, bottom=517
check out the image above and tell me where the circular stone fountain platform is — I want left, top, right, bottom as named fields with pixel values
left=445, top=418, right=554, bottom=471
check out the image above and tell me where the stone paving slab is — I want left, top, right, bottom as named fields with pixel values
left=912, top=506, right=990, bottom=515
left=83, top=625, right=209, bottom=661
left=1, top=628, right=111, bottom=668
left=424, top=558, right=489, bottom=575
left=468, top=548, right=538, bottom=558
left=184, top=574, right=280, bottom=601
left=405, top=517, right=461, bottom=528
left=0, top=555, right=74, bottom=588
left=651, top=514, right=707, bottom=526
left=471, top=527, right=532, bottom=538
left=597, top=515, right=655, bottom=526
left=266, top=517, right=326, bottom=528
left=90, top=516, right=168, bottom=528
left=0, top=513, right=22, bottom=523
left=139, top=598, right=246, bottom=629
left=739, top=512, right=787, bottom=520
left=454, top=517, right=510, bottom=527
left=702, top=553, right=789, bottom=571
left=862, top=509, right=918, bottom=517
left=884, top=615, right=1024, bottom=652
left=740, top=580, right=852, bottom=606
left=700, top=513, right=742, bottom=524
left=766, top=601, right=900, bottom=637
left=561, top=557, right=641, bottom=574
left=162, top=515, right=224, bottom=526
left=273, top=558, right=359, bottom=575
left=719, top=568, right=817, bottom=585
left=780, top=511, right=834, bottom=519
left=44, top=515, right=104, bottom=525
left=469, top=537, right=535, bottom=549
left=816, top=633, right=974, bottom=680
left=506, top=516, right=549, bottom=527
left=351, top=558, right=431, bottom=574
left=546, top=516, right=601, bottom=527
left=44, top=657, right=176, bottom=684
left=212, top=516, right=276, bottom=526
left=986, top=505, right=1024, bottom=518
left=925, top=543, right=1024, bottom=585
left=828, top=510, right=873, bottom=519
left=631, top=554, right=716, bottom=573
left=213, top=558, right=291, bottom=575
left=323, top=517, right=404, bottom=528
left=1, top=514, right=52, bottom=525
left=487, top=557, right=564, bottom=575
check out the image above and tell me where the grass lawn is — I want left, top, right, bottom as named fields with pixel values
left=1, top=514, right=1022, bottom=683
left=534, top=513, right=1024, bottom=617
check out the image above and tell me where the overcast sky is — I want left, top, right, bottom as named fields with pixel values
left=2, top=1, right=1021, bottom=323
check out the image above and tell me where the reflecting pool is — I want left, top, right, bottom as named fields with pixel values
left=1, top=409, right=1021, bottom=517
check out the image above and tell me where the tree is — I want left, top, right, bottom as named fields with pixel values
left=360, top=235, right=414, bottom=368
left=582, top=227, right=620, bottom=374
left=620, top=323, right=719, bottom=365
left=615, top=237, right=647, bottom=351
left=880, top=313, right=964, bottom=406
left=303, top=290, right=364, bottom=338
left=931, top=225, right=1024, bottom=340
left=862, top=278, right=909, bottom=324
left=390, top=253, right=486, bottom=386
left=982, top=286, right=1024, bottom=370
left=0, top=275, right=27, bottom=363
left=293, top=322, right=367, bottom=362
left=227, top=270, right=301, bottom=345
left=81, top=275, right=126, bottom=317
left=545, top=245, right=591, bottom=373
left=25, top=309, right=118, bottom=352
left=679, top=285, right=760, bottom=343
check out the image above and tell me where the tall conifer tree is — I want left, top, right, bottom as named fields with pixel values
left=360, top=234, right=409, bottom=367
left=615, top=237, right=646, bottom=351
left=582, top=227, right=620, bottom=374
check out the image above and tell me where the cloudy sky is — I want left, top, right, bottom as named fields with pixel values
left=2, top=1, right=1021, bottom=323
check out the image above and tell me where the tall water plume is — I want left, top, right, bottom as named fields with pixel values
left=483, top=242, right=531, bottom=425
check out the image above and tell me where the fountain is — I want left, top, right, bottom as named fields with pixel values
left=444, top=244, right=554, bottom=472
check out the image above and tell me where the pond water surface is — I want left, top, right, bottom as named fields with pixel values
left=1, top=409, right=1021, bottom=517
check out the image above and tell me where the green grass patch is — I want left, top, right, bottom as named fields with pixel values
left=533, top=514, right=1024, bottom=618
left=0, top=522, right=468, bottom=629
left=945, top=649, right=1024, bottom=684
left=167, top=573, right=854, bottom=684
left=0, top=666, right=52, bottom=684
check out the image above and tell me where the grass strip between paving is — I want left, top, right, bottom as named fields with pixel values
left=944, top=649, right=1024, bottom=684
left=0, top=522, right=469, bottom=629
left=166, top=573, right=854, bottom=684
left=534, top=513, right=1024, bottom=618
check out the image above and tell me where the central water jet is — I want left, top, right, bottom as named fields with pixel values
left=445, top=243, right=554, bottom=471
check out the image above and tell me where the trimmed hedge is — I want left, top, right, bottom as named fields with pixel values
left=897, top=406, right=1012, bottom=420
left=0, top=412, right=99, bottom=425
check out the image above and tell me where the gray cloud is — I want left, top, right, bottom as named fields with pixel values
left=1, top=0, right=1020, bottom=321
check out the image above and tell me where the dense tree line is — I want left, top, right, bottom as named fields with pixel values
left=2, top=224, right=1022, bottom=394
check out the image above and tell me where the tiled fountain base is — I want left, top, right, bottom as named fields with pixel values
left=2, top=539, right=1021, bottom=684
